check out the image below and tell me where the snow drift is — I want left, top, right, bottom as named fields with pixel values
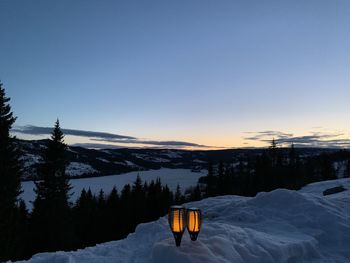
left=15, top=179, right=350, bottom=263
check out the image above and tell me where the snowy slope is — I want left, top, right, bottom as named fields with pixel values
left=66, top=162, right=98, bottom=177
left=16, top=178, right=350, bottom=263
left=21, top=168, right=206, bottom=210
left=16, top=139, right=212, bottom=180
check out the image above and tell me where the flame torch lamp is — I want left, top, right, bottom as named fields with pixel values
left=186, top=207, right=202, bottom=241
left=168, top=205, right=187, bottom=247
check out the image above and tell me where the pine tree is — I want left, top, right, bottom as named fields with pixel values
left=270, top=138, right=277, bottom=149
left=174, top=184, right=182, bottom=204
left=288, top=143, right=301, bottom=189
left=269, top=138, right=278, bottom=168
left=320, top=154, right=336, bottom=181
left=289, top=143, right=296, bottom=166
left=0, top=83, right=22, bottom=261
left=131, top=175, right=146, bottom=224
left=30, top=120, right=74, bottom=253
left=97, top=189, right=105, bottom=210
left=95, top=189, right=107, bottom=243
left=74, top=188, right=97, bottom=247
left=120, top=184, right=132, bottom=236
left=15, top=200, right=29, bottom=259
left=205, top=162, right=217, bottom=197
left=189, top=184, right=202, bottom=201
left=161, top=184, right=173, bottom=214
left=105, top=187, right=120, bottom=240
left=217, top=162, right=226, bottom=194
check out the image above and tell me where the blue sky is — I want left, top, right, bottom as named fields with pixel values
left=1, top=0, right=350, bottom=148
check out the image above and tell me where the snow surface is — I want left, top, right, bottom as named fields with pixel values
left=125, top=160, right=139, bottom=167
left=65, top=162, right=98, bottom=177
left=16, top=178, right=350, bottom=263
left=160, top=150, right=182, bottom=159
left=300, top=177, right=350, bottom=195
left=333, top=161, right=347, bottom=178
left=133, top=154, right=170, bottom=163
left=193, top=159, right=206, bottom=163
left=96, top=157, right=110, bottom=163
left=20, top=169, right=206, bottom=210
left=19, top=154, right=42, bottom=168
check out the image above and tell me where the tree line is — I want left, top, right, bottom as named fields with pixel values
left=201, top=139, right=347, bottom=198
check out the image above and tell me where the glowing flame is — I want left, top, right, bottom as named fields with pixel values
left=187, top=210, right=200, bottom=232
left=171, top=209, right=185, bottom=232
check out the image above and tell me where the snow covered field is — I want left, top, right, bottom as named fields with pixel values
left=16, top=178, right=350, bottom=263
left=21, top=168, right=206, bottom=209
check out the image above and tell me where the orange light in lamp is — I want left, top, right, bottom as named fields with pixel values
left=187, top=208, right=202, bottom=241
left=168, top=206, right=187, bottom=246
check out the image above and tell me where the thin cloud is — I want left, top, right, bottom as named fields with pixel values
left=12, top=125, right=135, bottom=140
left=13, top=125, right=216, bottom=149
left=90, top=138, right=215, bottom=148
left=244, top=131, right=294, bottom=141
left=72, top=143, right=125, bottom=149
left=72, top=142, right=200, bottom=150
left=244, top=130, right=350, bottom=148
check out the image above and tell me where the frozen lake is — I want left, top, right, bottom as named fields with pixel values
left=21, top=168, right=206, bottom=209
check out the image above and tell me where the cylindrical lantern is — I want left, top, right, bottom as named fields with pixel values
left=186, top=208, right=202, bottom=241
left=168, top=206, right=187, bottom=246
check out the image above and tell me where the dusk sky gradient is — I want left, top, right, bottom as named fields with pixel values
left=1, top=0, right=350, bottom=148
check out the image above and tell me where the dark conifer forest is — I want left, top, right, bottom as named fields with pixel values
left=0, top=83, right=348, bottom=261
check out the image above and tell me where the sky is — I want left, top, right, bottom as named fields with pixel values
left=1, top=0, right=350, bottom=149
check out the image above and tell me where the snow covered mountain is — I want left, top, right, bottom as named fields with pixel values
left=15, top=178, right=350, bottom=263
left=17, top=139, right=209, bottom=180
left=17, top=139, right=344, bottom=180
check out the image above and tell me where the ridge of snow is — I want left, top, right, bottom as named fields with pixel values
left=193, top=159, right=206, bottom=163
left=125, top=160, right=138, bottom=167
left=133, top=154, right=170, bottom=163
left=160, top=151, right=182, bottom=159
left=96, top=157, right=110, bottom=163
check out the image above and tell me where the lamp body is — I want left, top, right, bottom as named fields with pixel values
left=186, top=208, right=202, bottom=241
left=168, top=206, right=187, bottom=246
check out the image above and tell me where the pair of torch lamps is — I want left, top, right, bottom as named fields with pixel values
left=168, top=206, right=202, bottom=247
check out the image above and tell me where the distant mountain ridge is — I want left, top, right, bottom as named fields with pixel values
left=16, top=139, right=341, bottom=180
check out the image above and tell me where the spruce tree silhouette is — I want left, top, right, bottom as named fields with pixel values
left=205, top=162, right=217, bottom=197
left=320, top=154, right=337, bottom=181
left=189, top=184, right=202, bottom=201
left=174, top=184, right=182, bottom=204
left=74, top=188, right=98, bottom=247
left=105, top=186, right=121, bottom=240
left=0, top=83, right=22, bottom=261
left=160, top=184, right=173, bottom=214
left=30, top=120, right=74, bottom=253
left=120, top=184, right=132, bottom=236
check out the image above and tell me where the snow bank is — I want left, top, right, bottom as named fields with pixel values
left=16, top=179, right=350, bottom=263
left=300, top=177, right=350, bottom=195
